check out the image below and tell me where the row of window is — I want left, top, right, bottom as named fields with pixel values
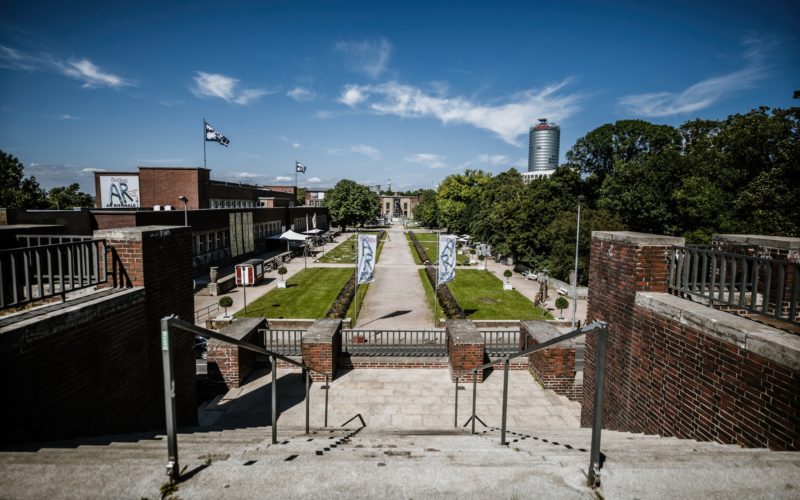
left=210, top=199, right=256, bottom=208
left=194, top=230, right=229, bottom=255
left=256, top=221, right=282, bottom=239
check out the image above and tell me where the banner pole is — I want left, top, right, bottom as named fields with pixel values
left=203, top=118, right=207, bottom=169
left=434, top=234, right=439, bottom=329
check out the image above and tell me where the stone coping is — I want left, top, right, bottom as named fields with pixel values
left=592, top=231, right=684, bottom=246
left=216, top=317, right=265, bottom=342
left=635, top=292, right=800, bottom=372
left=446, top=319, right=483, bottom=344
left=714, top=234, right=800, bottom=250
left=520, top=321, right=576, bottom=348
left=303, top=318, right=341, bottom=342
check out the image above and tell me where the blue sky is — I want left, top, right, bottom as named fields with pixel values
left=1, top=1, right=798, bottom=193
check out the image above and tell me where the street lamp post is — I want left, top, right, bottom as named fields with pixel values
left=572, top=195, right=585, bottom=328
left=178, top=196, right=189, bottom=227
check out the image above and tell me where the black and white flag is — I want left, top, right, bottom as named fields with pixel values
left=295, top=161, right=307, bottom=173
left=437, top=234, right=457, bottom=285
left=205, top=121, right=230, bottom=146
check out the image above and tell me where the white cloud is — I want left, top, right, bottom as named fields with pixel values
left=338, top=80, right=582, bottom=146
left=335, top=38, right=391, bottom=79
left=292, top=142, right=301, bottom=149
left=276, top=176, right=292, bottom=182
left=287, top=86, right=316, bottom=102
left=308, top=177, right=322, bottom=183
left=406, top=153, right=448, bottom=169
left=56, top=114, right=80, bottom=120
left=60, top=59, right=134, bottom=89
left=192, top=71, right=269, bottom=105
left=351, top=144, right=382, bottom=161
left=236, top=172, right=263, bottom=179
left=81, top=167, right=106, bottom=173
left=0, top=45, right=134, bottom=89
left=339, top=85, right=368, bottom=107
left=478, top=154, right=510, bottom=166
left=315, top=110, right=334, bottom=120
left=618, top=38, right=769, bottom=117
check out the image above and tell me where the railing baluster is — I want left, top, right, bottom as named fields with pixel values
left=35, top=248, right=43, bottom=300
left=790, top=265, right=799, bottom=324
left=160, top=317, right=179, bottom=482
left=700, top=250, right=708, bottom=297
left=729, top=255, right=737, bottom=303
left=588, top=324, right=608, bottom=487
left=271, top=355, right=277, bottom=444
left=762, top=263, right=772, bottom=315
left=24, top=250, right=32, bottom=301
left=775, top=264, right=785, bottom=320
left=750, top=259, right=759, bottom=310
left=668, top=247, right=676, bottom=290
left=738, top=256, right=747, bottom=308
left=718, top=255, right=727, bottom=303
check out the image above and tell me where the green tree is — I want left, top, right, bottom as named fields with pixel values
left=555, top=296, right=569, bottom=318
left=47, top=183, right=94, bottom=209
left=296, top=187, right=306, bottom=206
left=0, top=150, right=47, bottom=208
left=324, top=179, right=379, bottom=231
left=437, top=169, right=492, bottom=233
left=412, top=189, right=439, bottom=227
left=218, top=296, right=233, bottom=317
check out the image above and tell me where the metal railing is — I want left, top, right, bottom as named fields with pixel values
left=16, top=234, right=93, bottom=247
left=481, top=330, right=523, bottom=357
left=342, top=329, right=447, bottom=356
left=194, top=304, right=219, bottom=324
left=160, top=316, right=331, bottom=482
left=261, top=328, right=306, bottom=356
left=669, top=245, right=799, bottom=325
left=0, top=239, right=108, bottom=310
left=456, top=321, right=608, bottom=487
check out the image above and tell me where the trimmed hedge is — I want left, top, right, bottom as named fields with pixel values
left=424, top=264, right=465, bottom=320
left=408, top=231, right=431, bottom=263
left=326, top=273, right=356, bottom=319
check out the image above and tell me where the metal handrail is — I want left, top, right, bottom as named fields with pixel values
left=456, top=320, right=608, bottom=487
left=160, top=316, right=331, bottom=482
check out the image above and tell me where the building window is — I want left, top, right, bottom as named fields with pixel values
left=223, top=230, right=229, bottom=248
left=197, top=234, right=205, bottom=254
left=216, top=231, right=222, bottom=249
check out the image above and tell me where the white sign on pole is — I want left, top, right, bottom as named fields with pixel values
left=437, top=234, right=457, bottom=285
left=357, top=234, right=377, bottom=284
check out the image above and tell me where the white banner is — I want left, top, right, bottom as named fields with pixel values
left=437, top=234, right=457, bottom=285
left=98, top=174, right=140, bottom=208
left=356, top=234, right=377, bottom=285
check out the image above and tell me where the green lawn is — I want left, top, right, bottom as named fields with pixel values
left=406, top=232, right=422, bottom=264
left=417, top=268, right=444, bottom=325
left=447, top=270, right=552, bottom=320
left=411, top=232, right=469, bottom=265
left=236, top=267, right=353, bottom=319
left=318, top=232, right=386, bottom=264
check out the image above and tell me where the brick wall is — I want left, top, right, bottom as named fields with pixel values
left=521, top=321, right=580, bottom=400
left=1, top=289, right=157, bottom=442
left=95, top=225, right=197, bottom=428
left=301, top=319, right=342, bottom=381
left=206, top=318, right=265, bottom=390
left=582, top=231, right=800, bottom=451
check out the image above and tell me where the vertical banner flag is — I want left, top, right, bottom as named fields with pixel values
left=357, top=234, right=378, bottom=284
left=437, top=234, right=457, bottom=285
left=295, top=161, right=307, bottom=173
left=204, top=121, right=230, bottom=146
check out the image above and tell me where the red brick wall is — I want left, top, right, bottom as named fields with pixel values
left=302, top=342, right=336, bottom=381
left=528, top=347, right=580, bottom=400
left=1, top=289, right=158, bottom=442
left=448, top=337, right=484, bottom=383
left=582, top=231, right=800, bottom=451
left=139, top=168, right=204, bottom=209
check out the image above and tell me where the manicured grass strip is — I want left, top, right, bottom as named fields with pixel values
left=447, top=270, right=552, bottom=320
left=318, top=235, right=357, bottom=264
left=236, top=267, right=353, bottom=319
left=346, top=280, right=370, bottom=324
left=406, top=232, right=423, bottom=265
left=411, top=232, right=470, bottom=265
left=417, top=268, right=444, bottom=324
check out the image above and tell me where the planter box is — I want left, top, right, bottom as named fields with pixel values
left=277, top=281, right=287, bottom=289
left=503, top=282, right=513, bottom=290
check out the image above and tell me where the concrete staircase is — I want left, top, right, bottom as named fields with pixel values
left=2, top=424, right=798, bottom=499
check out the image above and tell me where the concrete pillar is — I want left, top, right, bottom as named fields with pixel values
left=301, top=318, right=342, bottom=381
left=207, top=317, right=265, bottom=389
left=447, top=320, right=485, bottom=382
left=521, top=321, right=579, bottom=400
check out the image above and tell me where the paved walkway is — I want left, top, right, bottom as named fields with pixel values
left=355, top=226, right=434, bottom=329
left=203, top=367, right=581, bottom=431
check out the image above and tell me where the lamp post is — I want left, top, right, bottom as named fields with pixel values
left=178, top=196, right=189, bottom=226
left=572, top=195, right=585, bottom=328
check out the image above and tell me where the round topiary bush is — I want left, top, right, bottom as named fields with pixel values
left=277, top=266, right=288, bottom=281
left=555, top=296, right=569, bottom=318
left=503, top=269, right=512, bottom=282
left=218, top=296, right=233, bottom=317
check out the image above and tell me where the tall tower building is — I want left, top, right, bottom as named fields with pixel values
left=523, top=118, right=560, bottom=184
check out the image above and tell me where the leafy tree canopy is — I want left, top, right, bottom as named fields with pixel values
left=324, top=179, right=380, bottom=231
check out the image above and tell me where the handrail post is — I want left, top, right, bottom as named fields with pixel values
left=454, top=376, right=459, bottom=428
left=471, top=368, right=477, bottom=435
left=324, top=375, right=329, bottom=428
left=305, top=368, right=310, bottom=434
left=160, top=316, right=179, bottom=482
left=271, top=355, right=277, bottom=444
left=588, top=324, right=608, bottom=487
left=500, top=356, right=509, bottom=446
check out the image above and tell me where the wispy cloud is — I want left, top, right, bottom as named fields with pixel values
left=478, top=154, right=510, bottom=166
left=81, top=167, right=106, bottom=173
left=406, top=153, right=449, bottom=169
left=315, top=110, right=334, bottom=120
left=351, top=144, right=382, bottom=161
left=339, top=80, right=582, bottom=146
left=191, top=71, right=270, bottom=105
left=287, top=86, right=316, bottom=102
left=276, top=176, right=292, bottom=182
left=335, top=38, right=392, bottom=79
left=0, top=45, right=134, bottom=89
left=56, top=114, right=81, bottom=120
left=618, top=37, right=769, bottom=117
left=308, top=177, right=322, bottom=183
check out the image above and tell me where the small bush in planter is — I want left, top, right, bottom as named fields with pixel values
left=277, top=266, right=288, bottom=281
left=555, top=296, right=569, bottom=319
left=218, top=296, right=233, bottom=317
left=503, top=269, right=512, bottom=283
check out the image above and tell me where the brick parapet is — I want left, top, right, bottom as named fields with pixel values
left=206, top=318, right=265, bottom=389
left=447, top=320, right=485, bottom=383
left=582, top=231, right=799, bottom=451
left=521, top=321, right=580, bottom=400
left=301, top=318, right=342, bottom=381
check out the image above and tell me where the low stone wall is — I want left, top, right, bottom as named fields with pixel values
left=301, top=318, right=342, bottom=381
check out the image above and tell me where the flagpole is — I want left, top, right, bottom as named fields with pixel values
left=203, top=118, right=207, bottom=169
left=434, top=233, right=439, bottom=329
left=354, top=231, right=359, bottom=327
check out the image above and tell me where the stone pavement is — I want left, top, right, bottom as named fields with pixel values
left=203, top=367, right=581, bottom=431
left=355, top=226, right=434, bottom=328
